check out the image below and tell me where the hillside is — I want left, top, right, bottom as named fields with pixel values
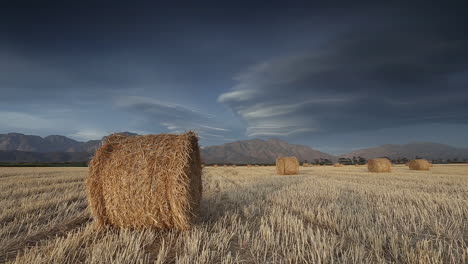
left=201, top=138, right=335, bottom=164
left=0, top=133, right=99, bottom=152
left=341, top=142, right=468, bottom=160
left=1, top=133, right=467, bottom=163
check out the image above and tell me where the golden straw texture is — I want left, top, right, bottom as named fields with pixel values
left=409, top=159, right=431, bottom=171
left=368, top=158, right=392, bottom=173
left=86, top=132, right=202, bottom=230
left=276, top=157, right=299, bottom=175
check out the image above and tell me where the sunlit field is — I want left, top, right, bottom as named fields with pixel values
left=1, top=165, right=467, bottom=263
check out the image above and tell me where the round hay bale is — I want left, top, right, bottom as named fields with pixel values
left=86, top=132, right=202, bottom=230
left=276, top=156, right=299, bottom=175
left=333, top=163, right=344, bottom=167
left=368, top=158, right=392, bottom=173
left=408, top=159, right=431, bottom=170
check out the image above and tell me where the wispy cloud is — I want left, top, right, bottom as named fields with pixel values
left=199, top=125, right=230, bottom=131
left=219, top=28, right=468, bottom=138
left=114, top=96, right=238, bottom=142
left=69, top=129, right=109, bottom=141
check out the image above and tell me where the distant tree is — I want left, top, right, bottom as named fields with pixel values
left=338, top=158, right=353, bottom=165
left=358, top=156, right=366, bottom=165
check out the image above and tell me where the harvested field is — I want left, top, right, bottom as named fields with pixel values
left=1, top=165, right=468, bottom=263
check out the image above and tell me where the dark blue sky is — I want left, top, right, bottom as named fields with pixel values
left=1, top=1, right=467, bottom=154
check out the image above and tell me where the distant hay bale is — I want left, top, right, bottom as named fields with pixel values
left=276, top=157, right=299, bottom=175
left=213, top=164, right=218, bottom=167
left=247, top=165, right=252, bottom=167
left=86, top=132, right=202, bottom=230
left=368, top=158, right=392, bottom=173
left=333, top=163, right=344, bottom=167
left=408, top=159, right=431, bottom=171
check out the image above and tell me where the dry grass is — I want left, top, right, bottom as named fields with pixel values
left=1, top=165, right=467, bottom=263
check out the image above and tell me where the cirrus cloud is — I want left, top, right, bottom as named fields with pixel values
left=219, top=16, right=468, bottom=138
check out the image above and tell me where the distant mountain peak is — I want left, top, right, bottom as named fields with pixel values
left=0, top=133, right=97, bottom=153
left=267, top=138, right=283, bottom=142
left=201, top=138, right=335, bottom=164
left=1, top=132, right=466, bottom=163
left=341, top=142, right=468, bottom=160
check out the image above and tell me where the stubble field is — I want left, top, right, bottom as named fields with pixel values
left=0, top=165, right=467, bottom=263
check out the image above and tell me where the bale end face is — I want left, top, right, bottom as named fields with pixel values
left=86, top=132, right=202, bottom=230
left=408, top=159, right=431, bottom=170
left=276, top=157, right=299, bottom=175
left=368, top=158, right=392, bottom=173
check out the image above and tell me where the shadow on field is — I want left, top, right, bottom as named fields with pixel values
left=199, top=174, right=307, bottom=225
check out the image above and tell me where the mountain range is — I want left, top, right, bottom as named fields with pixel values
left=0, top=133, right=100, bottom=153
left=201, top=138, right=335, bottom=164
left=340, top=142, right=468, bottom=161
left=0, top=133, right=467, bottom=164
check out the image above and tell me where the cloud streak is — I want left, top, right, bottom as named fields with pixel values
left=114, top=96, right=237, bottom=142
left=219, top=14, right=468, bottom=138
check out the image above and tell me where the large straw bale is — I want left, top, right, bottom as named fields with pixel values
left=86, top=132, right=202, bottom=230
left=276, top=156, right=299, bottom=175
left=368, top=158, right=392, bottom=173
left=333, top=163, right=344, bottom=167
left=408, top=159, right=431, bottom=170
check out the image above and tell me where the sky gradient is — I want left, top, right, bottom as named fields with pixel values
left=1, top=1, right=467, bottom=154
